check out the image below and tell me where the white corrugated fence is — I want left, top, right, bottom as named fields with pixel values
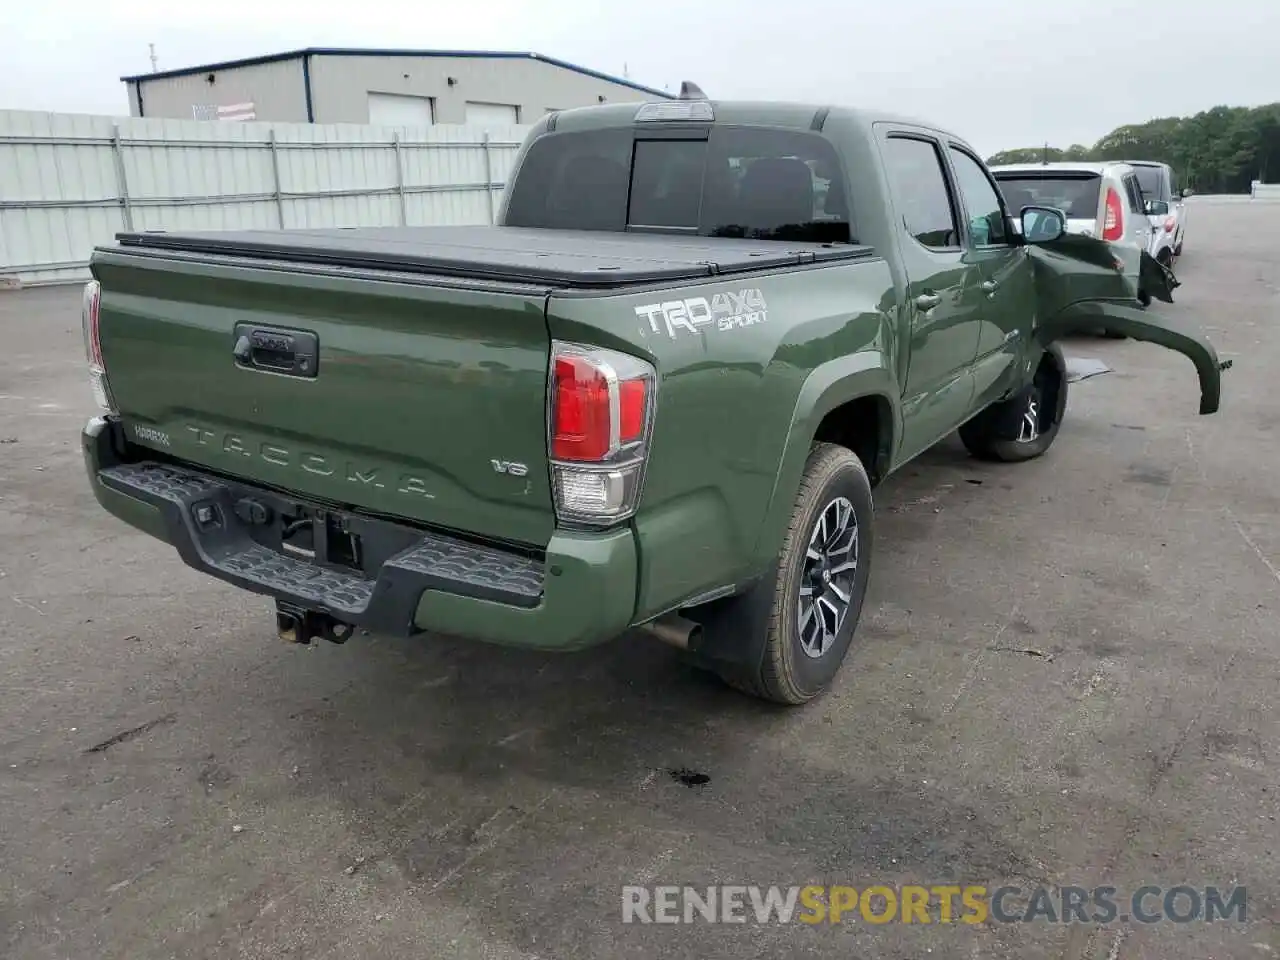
left=1252, top=180, right=1280, bottom=201
left=0, top=109, right=532, bottom=287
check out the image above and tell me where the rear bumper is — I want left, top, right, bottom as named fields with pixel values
left=82, top=417, right=637, bottom=650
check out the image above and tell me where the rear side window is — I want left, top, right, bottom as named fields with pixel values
left=993, top=174, right=1101, bottom=221
left=504, top=126, right=853, bottom=243
left=882, top=136, right=958, bottom=249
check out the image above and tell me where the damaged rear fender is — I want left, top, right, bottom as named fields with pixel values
left=1036, top=301, right=1225, bottom=415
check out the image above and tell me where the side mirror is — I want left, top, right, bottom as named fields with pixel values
left=1145, top=199, right=1170, bottom=216
left=1020, top=205, right=1066, bottom=244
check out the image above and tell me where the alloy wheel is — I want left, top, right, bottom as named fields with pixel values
left=1017, top=391, right=1041, bottom=444
left=798, top=496, right=859, bottom=659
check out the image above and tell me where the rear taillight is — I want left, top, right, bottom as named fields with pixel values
left=548, top=341, right=656, bottom=525
left=1102, top=188, right=1124, bottom=242
left=1164, top=216, right=1176, bottom=233
left=81, top=279, right=115, bottom=412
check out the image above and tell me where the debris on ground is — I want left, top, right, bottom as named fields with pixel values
left=1065, top=357, right=1112, bottom=382
left=344, top=855, right=367, bottom=876
left=669, top=768, right=711, bottom=787
left=989, top=646, right=1055, bottom=662
left=232, top=824, right=244, bottom=834
left=83, top=713, right=176, bottom=754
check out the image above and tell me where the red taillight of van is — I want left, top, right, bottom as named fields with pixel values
left=1102, top=188, right=1124, bottom=242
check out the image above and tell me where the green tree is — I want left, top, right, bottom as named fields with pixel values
left=986, top=103, right=1280, bottom=193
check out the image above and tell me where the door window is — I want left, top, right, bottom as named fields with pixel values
left=948, top=147, right=1008, bottom=246
left=883, top=136, right=959, bottom=249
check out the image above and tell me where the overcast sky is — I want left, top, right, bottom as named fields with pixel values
left=3, top=0, right=1277, bottom=157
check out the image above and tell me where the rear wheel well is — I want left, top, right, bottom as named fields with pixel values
left=813, top=395, right=892, bottom=487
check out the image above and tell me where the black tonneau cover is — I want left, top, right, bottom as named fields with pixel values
left=113, top=225, right=874, bottom=289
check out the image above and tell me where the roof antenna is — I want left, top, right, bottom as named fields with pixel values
left=679, top=81, right=707, bottom=100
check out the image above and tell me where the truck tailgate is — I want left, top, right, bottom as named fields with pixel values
left=91, top=248, right=557, bottom=547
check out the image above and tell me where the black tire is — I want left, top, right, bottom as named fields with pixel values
left=719, top=443, right=874, bottom=705
left=959, top=347, right=1068, bottom=463
left=1174, top=240, right=1183, bottom=257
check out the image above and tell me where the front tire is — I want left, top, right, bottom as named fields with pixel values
left=960, top=347, right=1067, bottom=462
left=720, top=443, right=874, bottom=705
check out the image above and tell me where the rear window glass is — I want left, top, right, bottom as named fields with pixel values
left=504, top=126, right=854, bottom=243
left=993, top=174, right=1101, bottom=221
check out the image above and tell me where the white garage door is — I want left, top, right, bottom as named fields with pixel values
left=368, top=93, right=434, bottom=128
left=464, top=101, right=520, bottom=126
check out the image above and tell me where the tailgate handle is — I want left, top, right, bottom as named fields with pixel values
left=232, top=324, right=319, bottom=379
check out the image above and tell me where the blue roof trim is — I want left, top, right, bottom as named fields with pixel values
left=121, top=48, right=672, bottom=99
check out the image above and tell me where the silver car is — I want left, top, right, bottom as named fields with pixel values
left=1124, top=160, right=1188, bottom=260
left=991, top=161, right=1156, bottom=303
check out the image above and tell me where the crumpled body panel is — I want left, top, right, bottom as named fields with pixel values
left=1026, top=235, right=1223, bottom=414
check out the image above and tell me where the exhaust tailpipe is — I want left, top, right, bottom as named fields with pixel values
left=638, top=614, right=701, bottom=650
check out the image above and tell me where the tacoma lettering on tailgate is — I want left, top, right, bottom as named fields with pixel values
left=184, top=426, right=435, bottom=499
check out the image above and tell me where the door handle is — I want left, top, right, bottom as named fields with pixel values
left=232, top=323, right=319, bottom=379
left=915, top=292, right=941, bottom=311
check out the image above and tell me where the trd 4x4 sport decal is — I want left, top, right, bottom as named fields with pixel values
left=636, top=288, right=768, bottom=340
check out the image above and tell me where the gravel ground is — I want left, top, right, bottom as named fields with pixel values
left=0, top=200, right=1276, bottom=959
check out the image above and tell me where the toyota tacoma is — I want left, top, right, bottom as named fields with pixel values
left=80, top=90, right=1225, bottom=704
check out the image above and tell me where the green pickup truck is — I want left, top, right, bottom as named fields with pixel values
left=80, top=93, right=1224, bottom=705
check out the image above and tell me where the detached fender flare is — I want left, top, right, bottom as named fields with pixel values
left=1036, top=301, right=1225, bottom=415
left=750, top=351, right=898, bottom=570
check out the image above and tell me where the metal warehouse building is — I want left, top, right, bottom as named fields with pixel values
left=122, top=48, right=670, bottom=126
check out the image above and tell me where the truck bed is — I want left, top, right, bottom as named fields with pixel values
left=114, top=225, right=875, bottom=288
